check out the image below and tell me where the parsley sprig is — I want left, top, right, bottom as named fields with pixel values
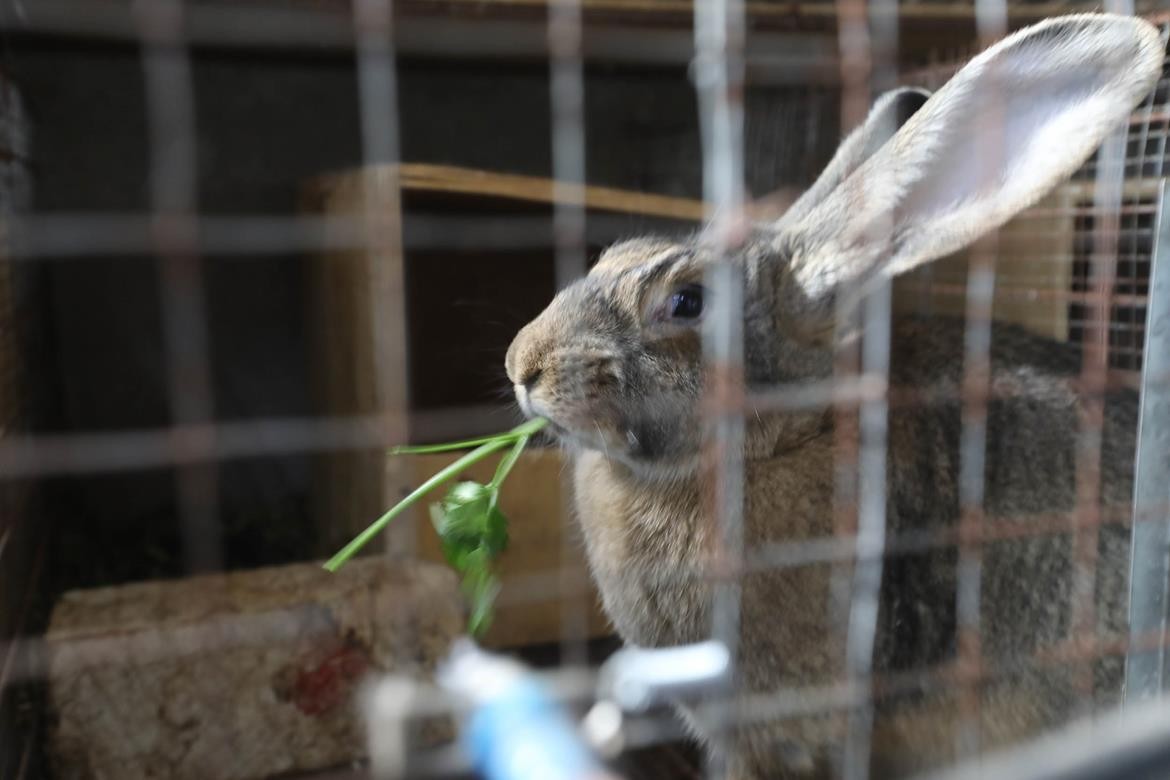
left=323, top=417, right=548, bottom=635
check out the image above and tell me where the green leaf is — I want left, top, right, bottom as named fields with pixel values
left=325, top=416, right=550, bottom=635
left=428, top=502, right=445, bottom=536
left=467, top=579, right=498, bottom=636
left=460, top=554, right=500, bottom=637
left=483, top=504, right=509, bottom=556
left=322, top=437, right=511, bottom=572
left=432, top=481, right=507, bottom=588
left=436, top=481, right=494, bottom=542
left=434, top=516, right=472, bottom=570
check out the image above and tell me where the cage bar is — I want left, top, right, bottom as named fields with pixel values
left=693, top=0, right=748, bottom=774
left=548, top=0, right=593, bottom=671
left=0, top=3, right=1167, bottom=780
left=1125, top=178, right=1170, bottom=703
left=133, top=0, right=222, bottom=574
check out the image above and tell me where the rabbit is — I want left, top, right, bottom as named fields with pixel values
left=504, top=14, right=1165, bottom=779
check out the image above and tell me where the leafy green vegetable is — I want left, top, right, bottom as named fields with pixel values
left=323, top=417, right=548, bottom=636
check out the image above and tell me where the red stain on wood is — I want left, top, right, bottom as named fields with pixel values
left=288, top=638, right=371, bottom=716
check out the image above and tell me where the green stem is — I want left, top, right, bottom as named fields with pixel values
left=509, top=416, right=550, bottom=437
left=323, top=437, right=510, bottom=572
left=486, top=417, right=548, bottom=491
left=390, top=435, right=508, bottom=455
left=389, top=417, right=549, bottom=455
left=489, top=434, right=529, bottom=491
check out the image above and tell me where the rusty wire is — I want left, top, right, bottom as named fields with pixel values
left=693, top=0, right=749, bottom=773
left=548, top=0, right=593, bottom=672
left=1, top=3, right=1168, bottom=780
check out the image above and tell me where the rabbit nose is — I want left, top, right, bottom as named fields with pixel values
left=505, top=320, right=551, bottom=388
left=504, top=335, right=525, bottom=385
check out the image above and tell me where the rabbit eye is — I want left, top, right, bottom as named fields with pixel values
left=668, top=284, right=704, bottom=320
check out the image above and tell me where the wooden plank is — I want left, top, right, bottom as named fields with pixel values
left=17, top=0, right=1161, bottom=70
left=396, top=163, right=797, bottom=223
left=398, top=162, right=706, bottom=221
left=400, top=0, right=1109, bottom=21
left=16, top=0, right=1117, bottom=40
left=301, top=169, right=408, bottom=558
left=894, top=187, right=1077, bottom=342
left=46, top=558, right=461, bottom=780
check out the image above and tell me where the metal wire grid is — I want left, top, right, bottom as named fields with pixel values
left=0, top=2, right=1168, bottom=780
left=903, top=17, right=1170, bottom=377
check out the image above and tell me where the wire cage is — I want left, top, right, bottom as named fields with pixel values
left=1, top=2, right=1169, bottom=780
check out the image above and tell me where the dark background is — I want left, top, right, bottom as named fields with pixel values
left=5, top=38, right=838, bottom=589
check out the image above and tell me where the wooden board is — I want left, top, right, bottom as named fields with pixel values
left=893, top=187, right=1077, bottom=342
left=398, top=164, right=821, bottom=223
left=217, top=0, right=1118, bottom=24
left=399, top=162, right=705, bottom=221
left=324, top=162, right=798, bottom=223
left=385, top=448, right=613, bottom=648
left=46, top=558, right=461, bottom=780
left=301, top=168, right=408, bottom=558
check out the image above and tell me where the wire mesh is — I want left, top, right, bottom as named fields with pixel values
left=0, top=3, right=1168, bottom=780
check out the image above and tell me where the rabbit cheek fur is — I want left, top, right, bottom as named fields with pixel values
left=505, top=14, right=1163, bottom=779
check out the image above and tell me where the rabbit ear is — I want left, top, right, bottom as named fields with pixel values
left=781, top=13, right=1165, bottom=317
left=777, top=87, right=930, bottom=230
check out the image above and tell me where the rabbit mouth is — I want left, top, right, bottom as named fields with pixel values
left=541, top=421, right=701, bottom=481
left=520, top=389, right=698, bottom=470
left=539, top=411, right=701, bottom=477
left=513, top=398, right=604, bottom=450
left=528, top=408, right=649, bottom=460
left=539, top=414, right=625, bottom=455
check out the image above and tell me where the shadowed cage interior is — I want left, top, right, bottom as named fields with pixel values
left=0, top=3, right=1168, bottom=780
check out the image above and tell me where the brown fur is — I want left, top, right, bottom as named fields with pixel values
left=504, top=15, right=1162, bottom=778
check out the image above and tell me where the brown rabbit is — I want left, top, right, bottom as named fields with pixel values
left=505, top=14, right=1164, bottom=778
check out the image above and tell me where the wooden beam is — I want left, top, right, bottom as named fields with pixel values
left=396, top=163, right=800, bottom=223
left=404, top=0, right=1111, bottom=22
left=398, top=162, right=707, bottom=220
left=9, top=0, right=1146, bottom=52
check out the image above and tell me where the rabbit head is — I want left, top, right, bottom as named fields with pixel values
left=505, top=233, right=715, bottom=478
left=506, top=14, right=1164, bottom=481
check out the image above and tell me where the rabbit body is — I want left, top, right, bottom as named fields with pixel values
left=504, top=14, right=1163, bottom=779
left=573, top=315, right=1137, bottom=776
